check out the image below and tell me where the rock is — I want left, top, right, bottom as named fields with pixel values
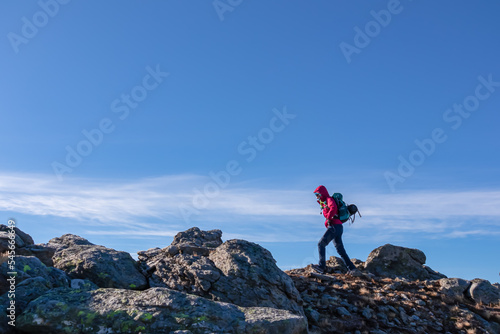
left=352, top=258, right=365, bottom=271
left=0, top=256, right=69, bottom=295
left=326, top=256, right=348, bottom=273
left=166, top=227, right=223, bottom=256
left=467, top=279, right=500, bottom=305
left=49, top=234, right=147, bottom=290
left=0, top=256, right=70, bottom=332
left=439, top=278, right=470, bottom=303
left=17, top=287, right=308, bottom=334
left=137, top=247, right=162, bottom=262
left=209, top=239, right=303, bottom=314
left=305, top=307, right=321, bottom=324
left=0, top=224, right=56, bottom=266
left=159, top=227, right=222, bottom=258
left=0, top=224, right=34, bottom=249
left=362, top=306, right=373, bottom=319
left=144, top=250, right=221, bottom=294
left=370, top=330, right=388, bottom=334
left=139, top=228, right=303, bottom=316
left=70, top=279, right=99, bottom=291
left=172, top=227, right=223, bottom=248
left=49, top=233, right=94, bottom=248
left=364, top=244, right=446, bottom=280
left=423, top=264, right=447, bottom=280
left=17, top=244, right=56, bottom=267
left=336, top=306, right=351, bottom=317
left=0, top=231, right=26, bottom=251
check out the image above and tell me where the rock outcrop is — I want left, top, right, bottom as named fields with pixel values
left=0, top=224, right=54, bottom=267
left=138, top=227, right=304, bottom=316
left=1, top=226, right=308, bottom=334
left=468, top=278, right=500, bottom=305
left=0, top=256, right=70, bottom=334
left=364, top=244, right=447, bottom=281
left=438, top=277, right=470, bottom=303
left=17, top=287, right=308, bottom=334
left=287, top=267, right=500, bottom=334
left=0, top=255, right=69, bottom=296
left=48, top=234, right=148, bottom=290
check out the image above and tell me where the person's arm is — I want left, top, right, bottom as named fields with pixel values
left=326, top=197, right=338, bottom=221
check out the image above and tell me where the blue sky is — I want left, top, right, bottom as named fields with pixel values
left=1, top=1, right=499, bottom=283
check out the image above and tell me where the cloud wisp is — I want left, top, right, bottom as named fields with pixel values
left=1, top=172, right=499, bottom=242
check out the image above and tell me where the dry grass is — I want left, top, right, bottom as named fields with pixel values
left=466, top=328, right=480, bottom=334
left=429, top=291, right=439, bottom=298
left=0, top=251, right=9, bottom=265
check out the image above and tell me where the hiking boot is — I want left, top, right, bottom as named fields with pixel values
left=311, top=264, right=325, bottom=274
left=347, top=268, right=363, bottom=277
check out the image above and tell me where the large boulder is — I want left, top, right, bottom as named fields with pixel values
left=0, top=224, right=34, bottom=252
left=143, top=248, right=222, bottom=294
left=138, top=227, right=223, bottom=294
left=170, top=227, right=223, bottom=250
left=138, top=227, right=304, bottom=316
left=439, top=278, right=470, bottom=303
left=364, top=244, right=446, bottom=280
left=17, top=244, right=56, bottom=267
left=49, top=234, right=147, bottom=290
left=467, top=279, right=500, bottom=305
left=0, top=224, right=55, bottom=266
left=17, top=287, right=308, bottom=334
left=0, top=256, right=70, bottom=333
left=325, top=256, right=365, bottom=274
left=0, top=256, right=69, bottom=295
left=209, top=239, right=303, bottom=315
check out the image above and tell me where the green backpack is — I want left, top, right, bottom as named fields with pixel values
left=332, top=193, right=361, bottom=223
left=331, top=193, right=350, bottom=223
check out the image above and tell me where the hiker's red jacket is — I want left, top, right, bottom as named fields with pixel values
left=314, top=185, right=342, bottom=227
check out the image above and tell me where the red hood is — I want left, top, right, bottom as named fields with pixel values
left=314, top=185, right=330, bottom=201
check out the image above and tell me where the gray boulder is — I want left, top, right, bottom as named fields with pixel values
left=467, top=278, right=500, bottom=305
left=209, top=239, right=303, bottom=315
left=0, top=224, right=34, bottom=251
left=138, top=228, right=223, bottom=294
left=138, top=228, right=304, bottom=316
left=17, top=244, right=56, bottom=267
left=49, top=234, right=147, bottom=290
left=0, top=231, right=26, bottom=251
left=0, top=256, right=69, bottom=333
left=144, top=250, right=221, bottom=294
left=48, top=233, right=94, bottom=248
left=0, top=255, right=69, bottom=295
left=439, top=278, right=470, bottom=303
left=0, top=224, right=56, bottom=266
left=171, top=227, right=223, bottom=249
left=364, top=244, right=446, bottom=280
left=17, top=287, right=308, bottom=334
left=70, top=278, right=99, bottom=291
left=326, top=256, right=348, bottom=273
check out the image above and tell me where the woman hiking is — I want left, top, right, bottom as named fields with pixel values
left=311, top=185, right=361, bottom=276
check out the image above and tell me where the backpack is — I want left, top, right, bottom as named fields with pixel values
left=331, top=193, right=362, bottom=224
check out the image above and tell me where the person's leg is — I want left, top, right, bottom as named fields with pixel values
left=317, top=227, right=335, bottom=269
left=331, top=224, right=356, bottom=270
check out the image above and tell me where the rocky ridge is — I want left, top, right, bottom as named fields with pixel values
left=0, top=225, right=499, bottom=333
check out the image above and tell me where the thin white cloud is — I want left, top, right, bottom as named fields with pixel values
left=1, top=171, right=499, bottom=242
